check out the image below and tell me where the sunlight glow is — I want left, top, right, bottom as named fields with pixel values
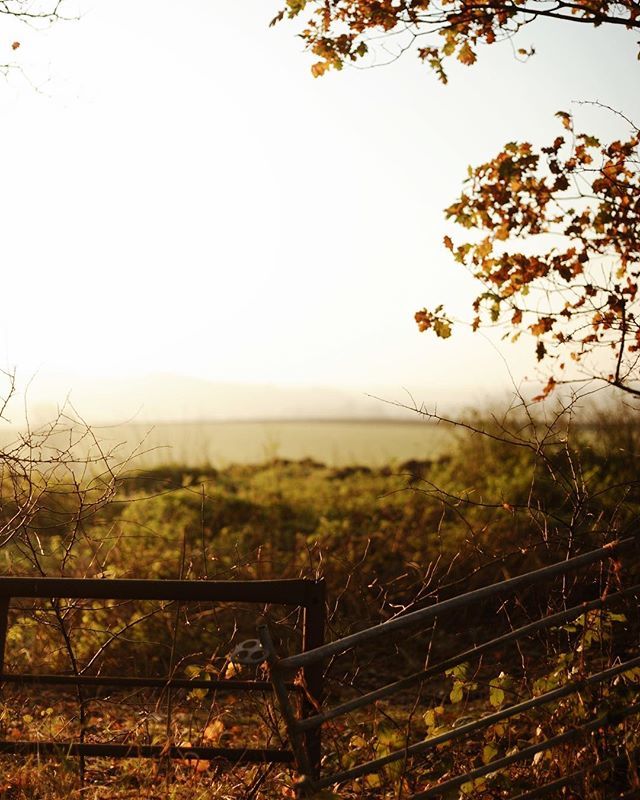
left=1, top=0, right=638, bottom=420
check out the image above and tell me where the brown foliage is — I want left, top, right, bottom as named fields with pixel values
left=274, top=0, right=640, bottom=80
left=416, top=109, right=640, bottom=398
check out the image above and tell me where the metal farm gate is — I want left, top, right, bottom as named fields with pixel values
left=0, top=538, right=637, bottom=797
left=260, top=537, right=640, bottom=798
left=0, top=576, right=325, bottom=771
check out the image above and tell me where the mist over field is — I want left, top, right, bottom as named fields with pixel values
left=88, top=419, right=454, bottom=468
left=1, top=372, right=624, bottom=469
left=21, top=372, right=484, bottom=425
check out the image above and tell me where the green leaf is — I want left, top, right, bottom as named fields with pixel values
left=446, top=663, right=469, bottom=680
left=450, top=681, right=464, bottom=703
left=482, top=743, right=498, bottom=764
left=489, top=685, right=505, bottom=708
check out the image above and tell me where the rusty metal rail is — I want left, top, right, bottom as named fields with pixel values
left=260, top=537, right=639, bottom=796
left=508, top=755, right=628, bottom=800
left=278, top=537, right=637, bottom=670
left=0, top=576, right=325, bottom=771
left=0, top=741, right=295, bottom=762
left=294, top=580, right=640, bottom=732
left=411, top=701, right=640, bottom=800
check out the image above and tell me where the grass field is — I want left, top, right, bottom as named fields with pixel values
left=68, top=419, right=455, bottom=470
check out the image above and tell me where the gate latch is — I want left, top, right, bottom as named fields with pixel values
left=230, top=638, right=267, bottom=665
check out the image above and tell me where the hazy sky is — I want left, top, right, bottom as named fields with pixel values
left=2, top=0, right=639, bottom=418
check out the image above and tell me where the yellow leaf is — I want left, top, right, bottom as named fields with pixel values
left=457, top=42, right=477, bottom=66
left=203, top=719, right=224, bottom=742
left=623, top=667, right=640, bottom=682
left=450, top=682, right=464, bottom=703
left=475, top=238, right=492, bottom=258
left=555, top=110, right=573, bottom=130
left=433, top=318, right=452, bottom=339
left=311, top=61, right=329, bottom=78
left=489, top=686, right=505, bottom=708
left=224, top=661, right=241, bottom=679
left=423, top=709, right=437, bottom=727
left=482, top=744, right=498, bottom=764
left=493, top=723, right=506, bottom=736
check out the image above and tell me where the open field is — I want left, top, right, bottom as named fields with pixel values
left=103, top=420, right=454, bottom=469
left=2, top=419, right=454, bottom=471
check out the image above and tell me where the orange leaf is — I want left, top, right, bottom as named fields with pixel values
left=555, top=111, right=572, bottom=130
left=533, top=377, right=556, bottom=401
left=530, top=317, right=554, bottom=336
left=457, top=42, right=476, bottom=66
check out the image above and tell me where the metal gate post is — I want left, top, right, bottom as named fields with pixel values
left=301, top=579, right=325, bottom=780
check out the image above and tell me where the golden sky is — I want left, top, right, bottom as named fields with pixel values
left=1, top=0, right=638, bottom=420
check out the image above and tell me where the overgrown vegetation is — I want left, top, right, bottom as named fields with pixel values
left=0, top=398, right=638, bottom=797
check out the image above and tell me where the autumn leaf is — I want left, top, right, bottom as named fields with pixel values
left=457, top=42, right=476, bottom=65
left=11, top=41, right=19, bottom=50
left=286, top=0, right=307, bottom=14
left=533, top=377, right=557, bottom=401
left=475, top=237, right=493, bottom=258
left=555, top=110, right=573, bottom=130
left=482, top=744, right=498, bottom=764
left=224, top=661, right=242, bottom=679
left=433, top=318, right=452, bottom=338
left=580, top=134, right=601, bottom=148
left=415, top=106, right=638, bottom=396
left=529, top=317, right=554, bottom=336
left=450, top=681, right=464, bottom=703
left=275, top=0, right=640, bottom=96
left=311, top=61, right=329, bottom=77
left=203, top=719, right=224, bottom=742
left=489, top=685, right=505, bottom=707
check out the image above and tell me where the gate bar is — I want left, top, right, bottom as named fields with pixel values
left=0, top=741, right=294, bottom=762
left=259, top=623, right=314, bottom=782
left=296, top=581, right=640, bottom=731
left=509, top=755, right=625, bottom=800
left=313, top=653, right=640, bottom=789
left=410, top=702, right=640, bottom=799
left=0, top=674, right=295, bottom=691
left=0, top=577, right=315, bottom=603
left=279, top=537, right=637, bottom=670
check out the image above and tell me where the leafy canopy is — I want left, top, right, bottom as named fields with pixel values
left=275, top=0, right=640, bottom=399
left=416, top=109, right=640, bottom=398
left=273, top=0, right=640, bottom=80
